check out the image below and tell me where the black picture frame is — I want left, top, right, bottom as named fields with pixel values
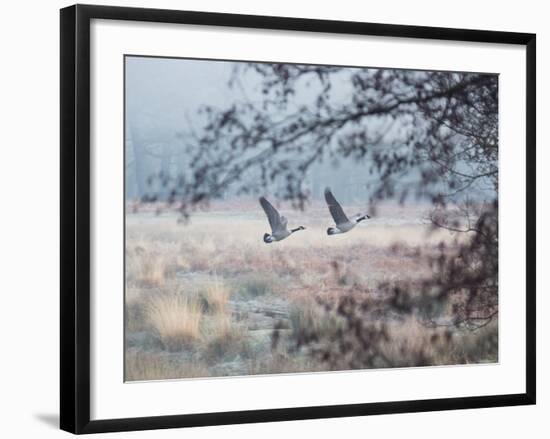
left=60, top=4, right=536, bottom=434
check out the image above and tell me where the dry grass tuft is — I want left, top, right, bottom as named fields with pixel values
left=289, top=297, right=342, bottom=336
left=201, top=313, right=250, bottom=361
left=146, top=292, right=203, bottom=351
left=199, top=279, right=231, bottom=314
left=126, top=247, right=168, bottom=288
left=140, top=256, right=167, bottom=287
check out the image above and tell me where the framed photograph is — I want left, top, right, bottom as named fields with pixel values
left=60, top=4, right=536, bottom=434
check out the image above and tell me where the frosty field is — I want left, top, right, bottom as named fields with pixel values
left=124, top=201, right=498, bottom=381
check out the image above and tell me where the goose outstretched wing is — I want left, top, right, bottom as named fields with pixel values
left=324, top=188, right=349, bottom=226
left=259, top=197, right=286, bottom=233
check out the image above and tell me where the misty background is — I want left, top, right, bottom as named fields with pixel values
left=124, top=56, right=495, bottom=206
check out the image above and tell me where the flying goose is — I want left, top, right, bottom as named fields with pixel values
left=324, top=187, right=370, bottom=235
left=259, top=197, right=305, bottom=243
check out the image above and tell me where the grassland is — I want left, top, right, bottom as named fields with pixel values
left=125, top=200, right=497, bottom=381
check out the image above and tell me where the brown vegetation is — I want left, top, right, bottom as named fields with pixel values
left=125, top=205, right=497, bottom=381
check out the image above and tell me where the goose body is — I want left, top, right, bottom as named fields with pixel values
left=324, top=188, right=370, bottom=235
left=259, top=197, right=305, bottom=243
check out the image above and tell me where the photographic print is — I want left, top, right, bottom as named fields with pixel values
left=124, top=56, right=499, bottom=382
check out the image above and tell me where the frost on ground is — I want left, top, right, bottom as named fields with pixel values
left=124, top=201, right=497, bottom=381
